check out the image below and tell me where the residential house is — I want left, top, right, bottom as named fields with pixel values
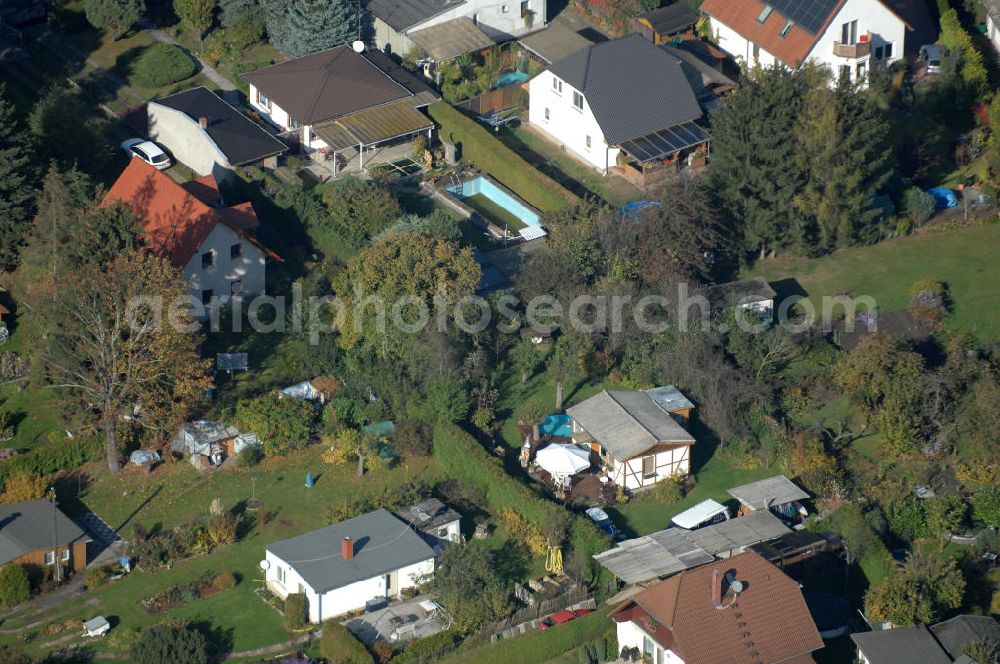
left=727, top=474, right=809, bottom=522
left=368, top=0, right=545, bottom=69
left=632, top=3, right=698, bottom=45
left=147, top=87, right=287, bottom=189
left=0, top=500, right=90, bottom=574
left=393, top=498, right=462, bottom=548
left=701, top=0, right=910, bottom=84
left=609, top=550, right=823, bottom=664
left=527, top=34, right=710, bottom=184
left=852, top=615, right=1000, bottom=664
left=264, top=509, right=435, bottom=622
left=566, top=386, right=695, bottom=491
left=242, top=46, right=439, bottom=175
left=102, top=159, right=279, bottom=310
left=595, top=511, right=791, bottom=584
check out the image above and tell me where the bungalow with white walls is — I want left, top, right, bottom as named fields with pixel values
left=264, top=509, right=435, bottom=623
left=527, top=34, right=709, bottom=184
left=566, top=386, right=695, bottom=491
left=701, top=0, right=911, bottom=85
left=242, top=46, right=438, bottom=175
left=368, top=0, right=545, bottom=73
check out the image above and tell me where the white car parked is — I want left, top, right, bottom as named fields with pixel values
left=120, top=138, right=171, bottom=170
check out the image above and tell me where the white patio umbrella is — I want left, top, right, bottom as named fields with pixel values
left=535, top=444, right=591, bottom=486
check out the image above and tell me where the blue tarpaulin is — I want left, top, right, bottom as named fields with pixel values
left=928, top=187, right=957, bottom=209
left=621, top=200, right=662, bottom=220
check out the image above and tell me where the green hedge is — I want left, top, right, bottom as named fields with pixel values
left=437, top=609, right=611, bottom=664
left=130, top=43, right=196, bottom=88
left=0, top=436, right=102, bottom=492
left=322, top=622, right=374, bottom=664
left=433, top=423, right=611, bottom=585
left=428, top=101, right=577, bottom=213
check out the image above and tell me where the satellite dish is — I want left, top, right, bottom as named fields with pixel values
left=231, top=281, right=244, bottom=295
left=259, top=559, right=270, bottom=571
left=352, top=40, right=365, bottom=53
left=731, top=580, right=744, bottom=594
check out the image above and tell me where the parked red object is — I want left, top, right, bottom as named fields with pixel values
left=539, top=609, right=593, bottom=630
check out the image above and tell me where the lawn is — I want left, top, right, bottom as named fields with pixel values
left=746, top=222, right=1000, bottom=341
left=0, top=450, right=447, bottom=659
left=496, top=122, right=643, bottom=209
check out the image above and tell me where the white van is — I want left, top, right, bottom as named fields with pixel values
left=670, top=499, right=730, bottom=530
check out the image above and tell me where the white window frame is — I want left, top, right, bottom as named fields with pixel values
left=572, top=91, right=583, bottom=111
left=60, top=549, right=70, bottom=562
left=585, top=135, right=591, bottom=151
left=552, top=77, right=562, bottom=94
left=544, top=107, right=550, bottom=122
left=44, top=551, right=55, bottom=565
left=256, top=89, right=270, bottom=110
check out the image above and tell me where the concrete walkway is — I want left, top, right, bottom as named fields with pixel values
left=142, top=24, right=237, bottom=93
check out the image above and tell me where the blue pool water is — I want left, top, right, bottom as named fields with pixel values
left=448, top=176, right=542, bottom=229
left=497, top=71, right=530, bottom=88
left=538, top=414, right=572, bottom=437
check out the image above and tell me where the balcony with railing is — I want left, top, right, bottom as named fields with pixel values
left=833, top=35, right=871, bottom=58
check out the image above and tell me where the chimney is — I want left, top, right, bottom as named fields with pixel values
left=342, top=536, right=354, bottom=560
left=198, top=116, right=209, bottom=129
left=711, top=568, right=722, bottom=607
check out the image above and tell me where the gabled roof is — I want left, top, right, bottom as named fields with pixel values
left=702, top=276, right=776, bottom=309
left=643, top=385, right=695, bottom=413
left=368, top=0, right=466, bottom=32
left=408, top=17, right=494, bottom=61
left=566, top=388, right=694, bottom=460
left=150, top=87, right=287, bottom=166
left=0, top=500, right=90, bottom=564
left=546, top=34, right=702, bottom=145
left=727, top=475, right=809, bottom=510
left=637, top=3, right=698, bottom=36
left=101, top=160, right=278, bottom=267
left=242, top=47, right=413, bottom=126
left=851, top=626, right=952, bottom=664
left=266, top=509, right=435, bottom=594
left=930, top=615, right=1000, bottom=660
left=610, top=551, right=823, bottom=664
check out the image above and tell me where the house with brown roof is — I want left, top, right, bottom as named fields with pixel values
left=609, top=550, right=823, bottom=664
left=102, top=159, right=279, bottom=312
left=701, top=0, right=910, bottom=84
left=242, top=46, right=439, bottom=176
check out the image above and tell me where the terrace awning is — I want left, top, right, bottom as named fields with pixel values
left=312, top=98, right=434, bottom=152
left=409, top=17, right=494, bottom=62
left=618, top=121, right=710, bottom=163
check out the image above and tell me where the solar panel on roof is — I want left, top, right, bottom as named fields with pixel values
left=768, top=0, right=839, bottom=35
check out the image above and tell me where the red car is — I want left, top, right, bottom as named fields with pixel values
left=539, top=609, right=593, bottom=630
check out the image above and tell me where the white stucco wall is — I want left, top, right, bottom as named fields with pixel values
left=429, top=519, right=462, bottom=544
left=988, top=13, right=1000, bottom=55
left=147, top=102, right=233, bottom=178
left=610, top=445, right=690, bottom=491
left=265, top=551, right=434, bottom=623
left=527, top=69, right=616, bottom=172
left=410, top=0, right=545, bottom=39
left=617, top=620, right=686, bottom=664
left=374, top=17, right=417, bottom=58
left=249, top=84, right=293, bottom=132
left=710, top=0, right=905, bottom=84
left=182, top=223, right=266, bottom=304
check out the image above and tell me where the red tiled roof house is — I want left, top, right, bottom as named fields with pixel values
left=609, top=550, right=823, bottom=664
left=701, top=0, right=911, bottom=85
left=102, top=159, right=278, bottom=312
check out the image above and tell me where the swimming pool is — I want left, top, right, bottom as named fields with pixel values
left=538, top=413, right=572, bottom=437
left=497, top=70, right=530, bottom=88
left=447, top=176, right=546, bottom=241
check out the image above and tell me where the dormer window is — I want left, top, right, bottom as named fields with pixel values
left=779, top=20, right=794, bottom=37
left=757, top=5, right=772, bottom=23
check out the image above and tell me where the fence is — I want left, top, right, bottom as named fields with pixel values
left=454, top=86, right=523, bottom=116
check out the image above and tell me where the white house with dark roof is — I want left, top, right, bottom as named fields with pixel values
left=393, top=498, right=461, bottom=549
left=566, top=386, right=696, bottom=490
left=527, top=34, right=709, bottom=177
left=368, top=0, right=546, bottom=68
left=264, top=509, right=435, bottom=622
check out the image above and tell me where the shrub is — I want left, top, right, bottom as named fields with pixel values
left=237, top=445, right=263, bottom=467
left=130, top=621, right=209, bottom=664
left=228, top=393, right=317, bottom=457
left=902, top=187, right=936, bottom=227
left=130, top=44, right=196, bottom=88
left=206, top=514, right=238, bottom=546
left=320, top=176, right=403, bottom=247
left=886, top=496, right=929, bottom=542
left=284, top=592, right=308, bottom=631
left=393, top=419, right=432, bottom=457
left=0, top=437, right=101, bottom=491
left=973, top=486, right=1000, bottom=528
left=212, top=571, right=237, bottom=590
left=439, top=610, right=609, bottom=664
left=426, top=101, right=576, bottom=213
left=321, top=621, right=373, bottom=664
left=0, top=564, right=30, bottom=607
left=0, top=471, right=48, bottom=503
left=392, top=630, right=459, bottom=663
left=653, top=475, right=684, bottom=504
left=84, top=565, right=113, bottom=590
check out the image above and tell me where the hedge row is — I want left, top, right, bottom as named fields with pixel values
left=0, top=437, right=102, bottom=491
left=437, top=608, right=611, bottom=664
left=322, top=622, right=373, bottom=664
left=432, top=423, right=610, bottom=585
left=427, top=101, right=577, bottom=213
